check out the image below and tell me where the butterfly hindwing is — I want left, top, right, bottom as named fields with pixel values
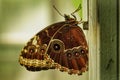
left=19, top=22, right=66, bottom=71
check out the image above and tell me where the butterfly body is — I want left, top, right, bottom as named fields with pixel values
left=19, top=14, right=88, bottom=75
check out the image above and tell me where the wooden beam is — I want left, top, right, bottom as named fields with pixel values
left=97, top=0, right=118, bottom=80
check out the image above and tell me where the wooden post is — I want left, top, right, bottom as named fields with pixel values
left=97, top=0, right=119, bottom=80
left=88, top=0, right=100, bottom=80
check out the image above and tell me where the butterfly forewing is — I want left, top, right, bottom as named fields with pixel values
left=47, top=24, right=88, bottom=75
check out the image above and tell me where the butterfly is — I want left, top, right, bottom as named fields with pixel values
left=19, top=5, right=88, bottom=75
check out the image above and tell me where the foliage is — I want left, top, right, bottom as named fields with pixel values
left=72, top=0, right=82, bottom=18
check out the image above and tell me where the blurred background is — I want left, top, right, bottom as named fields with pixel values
left=0, top=0, right=88, bottom=80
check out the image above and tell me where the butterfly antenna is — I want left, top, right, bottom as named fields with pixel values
left=53, top=5, right=64, bottom=17
left=71, top=4, right=81, bottom=15
left=71, top=4, right=82, bottom=19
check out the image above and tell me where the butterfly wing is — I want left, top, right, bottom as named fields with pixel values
left=47, top=24, right=88, bottom=75
left=19, top=22, right=66, bottom=71
left=19, top=21, right=88, bottom=75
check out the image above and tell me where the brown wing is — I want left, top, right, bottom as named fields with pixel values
left=47, top=24, right=88, bottom=75
left=19, top=22, right=66, bottom=71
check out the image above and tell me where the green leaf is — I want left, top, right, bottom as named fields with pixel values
left=72, top=0, right=82, bottom=18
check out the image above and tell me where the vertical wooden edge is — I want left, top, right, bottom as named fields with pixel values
left=117, top=0, right=120, bottom=80
left=82, top=0, right=88, bottom=21
left=0, top=0, right=2, bottom=23
left=82, top=0, right=89, bottom=30
left=88, top=0, right=100, bottom=80
left=116, top=0, right=120, bottom=80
